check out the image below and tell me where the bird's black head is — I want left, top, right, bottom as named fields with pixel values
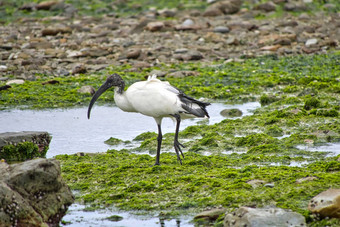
left=87, top=73, right=125, bottom=119
left=105, top=73, right=125, bottom=92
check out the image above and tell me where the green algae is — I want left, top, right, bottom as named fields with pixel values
left=104, top=137, right=129, bottom=146
left=0, top=142, right=47, bottom=162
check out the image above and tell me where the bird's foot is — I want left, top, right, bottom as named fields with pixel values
left=174, top=140, right=185, bottom=165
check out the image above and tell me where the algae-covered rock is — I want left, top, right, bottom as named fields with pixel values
left=220, top=108, right=243, bottom=117
left=0, top=158, right=74, bottom=226
left=194, top=207, right=227, bottom=221
left=0, top=131, right=51, bottom=162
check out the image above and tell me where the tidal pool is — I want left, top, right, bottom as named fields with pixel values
left=0, top=102, right=260, bottom=158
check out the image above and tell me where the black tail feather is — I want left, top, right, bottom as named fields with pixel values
left=178, top=93, right=210, bottom=118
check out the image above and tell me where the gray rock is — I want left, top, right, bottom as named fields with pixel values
left=254, top=2, right=277, bottom=12
left=146, top=21, right=165, bottom=32
left=174, top=48, right=189, bottom=54
left=182, top=18, right=195, bottom=27
left=247, top=179, right=266, bottom=188
left=149, top=70, right=167, bottom=77
left=126, top=48, right=142, bottom=59
left=305, top=38, right=318, bottom=46
left=71, top=64, right=87, bottom=75
left=0, top=158, right=74, bottom=226
left=195, top=208, right=227, bottom=221
left=167, top=70, right=200, bottom=78
left=224, top=207, right=307, bottom=227
left=308, top=188, right=340, bottom=218
left=36, top=1, right=59, bottom=10
left=205, top=0, right=242, bottom=16
left=78, top=85, right=95, bottom=95
left=184, top=50, right=204, bottom=61
left=284, top=2, right=307, bottom=12
left=214, top=26, right=230, bottom=34
left=6, top=79, right=25, bottom=85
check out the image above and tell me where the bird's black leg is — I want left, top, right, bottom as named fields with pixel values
left=172, top=114, right=185, bottom=164
left=154, top=124, right=162, bottom=166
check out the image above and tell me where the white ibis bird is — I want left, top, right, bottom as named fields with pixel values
left=87, top=74, right=210, bottom=165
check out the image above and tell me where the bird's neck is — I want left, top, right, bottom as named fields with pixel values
left=114, top=87, right=135, bottom=112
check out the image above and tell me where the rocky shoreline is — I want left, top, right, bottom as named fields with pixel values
left=0, top=0, right=339, bottom=81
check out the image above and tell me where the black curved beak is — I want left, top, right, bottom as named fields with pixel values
left=87, top=81, right=111, bottom=119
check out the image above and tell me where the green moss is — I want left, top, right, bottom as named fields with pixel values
left=260, top=95, right=280, bottom=106
left=247, top=144, right=281, bottom=154
left=304, top=97, right=321, bottom=110
left=265, top=125, right=284, bottom=137
left=106, top=215, right=123, bottom=222
left=133, top=132, right=158, bottom=141
left=236, top=133, right=277, bottom=147
left=104, top=137, right=129, bottom=145
left=0, top=142, right=46, bottom=162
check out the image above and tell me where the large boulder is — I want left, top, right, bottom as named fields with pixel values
left=224, top=207, right=306, bottom=227
left=0, top=158, right=74, bottom=226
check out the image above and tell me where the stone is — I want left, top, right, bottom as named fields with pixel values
left=145, top=21, right=165, bottom=32
left=0, top=65, right=8, bottom=71
left=308, top=188, right=340, bottom=218
left=260, top=44, right=281, bottom=51
left=0, top=158, right=74, bottom=226
left=195, top=208, right=227, bottom=221
left=36, top=1, right=59, bottom=10
left=71, top=64, right=87, bottom=75
left=215, top=0, right=243, bottom=14
left=203, top=8, right=224, bottom=17
left=284, top=2, right=307, bottom=12
left=213, top=26, right=230, bottom=34
left=77, top=85, right=95, bottom=95
left=305, top=38, right=318, bottom=46
left=183, top=50, right=204, bottom=60
left=149, top=70, right=167, bottom=77
left=175, top=19, right=198, bottom=31
left=247, top=179, right=266, bottom=188
left=157, top=9, right=176, bottom=17
left=182, top=18, right=194, bottom=27
left=254, top=2, right=277, bottom=12
left=220, top=108, right=243, bottom=117
left=224, top=207, right=307, bottom=227
left=41, top=26, right=72, bottom=36
left=126, top=48, right=141, bottom=59
left=129, top=18, right=152, bottom=34
left=167, top=71, right=200, bottom=78
left=296, top=176, right=318, bottom=184
left=174, top=48, right=189, bottom=54
left=6, top=79, right=25, bottom=85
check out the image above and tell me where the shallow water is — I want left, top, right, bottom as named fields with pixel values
left=0, top=102, right=260, bottom=158
left=63, top=204, right=193, bottom=227
left=296, top=143, right=340, bottom=157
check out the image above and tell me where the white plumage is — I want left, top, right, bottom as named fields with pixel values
left=88, top=73, right=210, bottom=165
